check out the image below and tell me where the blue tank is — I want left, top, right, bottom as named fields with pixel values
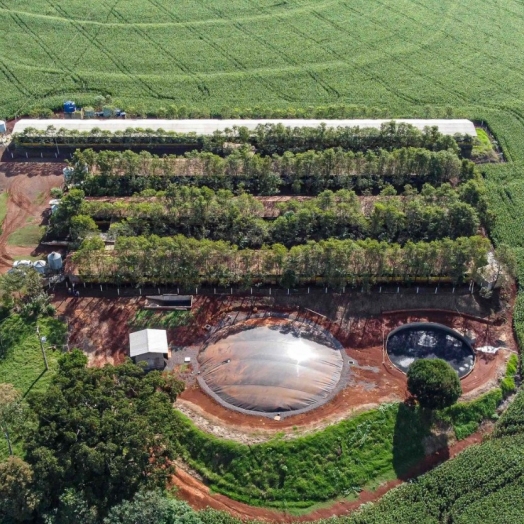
left=47, top=252, right=63, bottom=271
left=63, top=101, right=76, bottom=113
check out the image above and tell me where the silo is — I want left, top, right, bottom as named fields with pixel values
left=63, top=101, right=76, bottom=114
left=47, top=252, right=63, bottom=271
left=0, top=121, right=6, bottom=134
left=33, top=260, right=47, bottom=274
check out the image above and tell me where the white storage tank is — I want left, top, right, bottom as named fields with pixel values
left=33, top=260, right=47, bottom=274
left=13, top=260, right=33, bottom=269
left=0, top=121, right=6, bottom=134
left=47, top=252, right=63, bottom=271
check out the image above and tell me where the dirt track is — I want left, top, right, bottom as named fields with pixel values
left=0, top=161, right=63, bottom=270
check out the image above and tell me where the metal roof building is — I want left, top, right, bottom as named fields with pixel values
left=129, top=328, right=169, bottom=370
left=12, top=119, right=477, bottom=137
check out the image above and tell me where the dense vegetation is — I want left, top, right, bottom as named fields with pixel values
left=69, top=145, right=472, bottom=196
left=73, top=183, right=485, bottom=247
left=0, top=350, right=185, bottom=522
left=72, top=234, right=489, bottom=287
left=15, top=122, right=462, bottom=155
left=174, top=390, right=501, bottom=509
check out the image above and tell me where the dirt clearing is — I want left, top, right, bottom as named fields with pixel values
left=54, top=293, right=514, bottom=437
left=0, top=162, right=64, bottom=271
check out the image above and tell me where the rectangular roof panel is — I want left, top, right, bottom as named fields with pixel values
left=12, top=119, right=477, bottom=137
left=129, top=328, right=168, bottom=357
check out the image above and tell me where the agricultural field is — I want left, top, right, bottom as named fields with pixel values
left=3, top=0, right=524, bottom=522
left=0, top=1, right=524, bottom=147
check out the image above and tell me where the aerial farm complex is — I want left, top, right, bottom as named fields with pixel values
left=0, top=1, right=524, bottom=523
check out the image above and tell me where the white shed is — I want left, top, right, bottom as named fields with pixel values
left=129, top=329, right=169, bottom=369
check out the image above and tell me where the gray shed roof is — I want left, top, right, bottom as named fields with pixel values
left=129, top=329, right=168, bottom=357
left=12, top=119, right=477, bottom=137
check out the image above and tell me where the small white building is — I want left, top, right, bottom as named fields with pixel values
left=129, top=329, right=169, bottom=370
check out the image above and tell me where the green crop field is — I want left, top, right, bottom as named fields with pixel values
left=1, top=0, right=524, bottom=149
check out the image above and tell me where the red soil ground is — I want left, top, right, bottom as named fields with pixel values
left=0, top=161, right=64, bottom=271
left=55, top=294, right=512, bottom=432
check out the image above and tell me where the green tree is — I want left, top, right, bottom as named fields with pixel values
left=104, top=491, right=201, bottom=524
left=0, top=384, right=24, bottom=455
left=0, top=267, right=49, bottom=317
left=407, top=359, right=462, bottom=410
left=70, top=214, right=99, bottom=245
left=25, top=350, right=182, bottom=516
left=42, top=488, right=98, bottom=524
left=0, top=457, right=40, bottom=522
left=49, top=189, right=85, bottom=237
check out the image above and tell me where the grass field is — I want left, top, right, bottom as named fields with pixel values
left=7, top=223, right=45, bottom=247
left=1, top=1, right=524, bottom=148
left=0, top=315, right=67, bottom=459
left=177, top=391, right=502, bottom=509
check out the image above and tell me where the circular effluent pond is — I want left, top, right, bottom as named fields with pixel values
left=198, top=321, right=344, bottom=415
left=386, top=322, right=475, bottom=378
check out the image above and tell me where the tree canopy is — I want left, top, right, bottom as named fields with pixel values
left=0, top=267, right=50, bottom=317
left=407, top=358, right=462, bottom=410
left=0, top=456, right=40, bottom=522
left=24, top=350, right=184, bottom=517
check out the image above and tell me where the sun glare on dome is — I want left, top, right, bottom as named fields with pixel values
left=287, top=338, right=314, bottom=363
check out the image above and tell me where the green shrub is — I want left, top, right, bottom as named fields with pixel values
left=50, top=188, right=63, bottom=199
left=506, top=354, right=519, bottom=377
left=500, top=376, right=516, bottom=398
left=438, top=389, right=502, bottom=439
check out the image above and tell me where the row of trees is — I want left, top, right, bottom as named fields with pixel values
left=71, top=146, right=471, bottom=196
left=249, top=121, right=461, bottom=156
left=77, top=184, right=485, bottom=247
left=72, top=234, right=490, bottom=287
left=15, top=122, right=462, bottom=156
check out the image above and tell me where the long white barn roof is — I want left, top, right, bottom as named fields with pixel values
left=12, top=119, right=476, bottom=136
